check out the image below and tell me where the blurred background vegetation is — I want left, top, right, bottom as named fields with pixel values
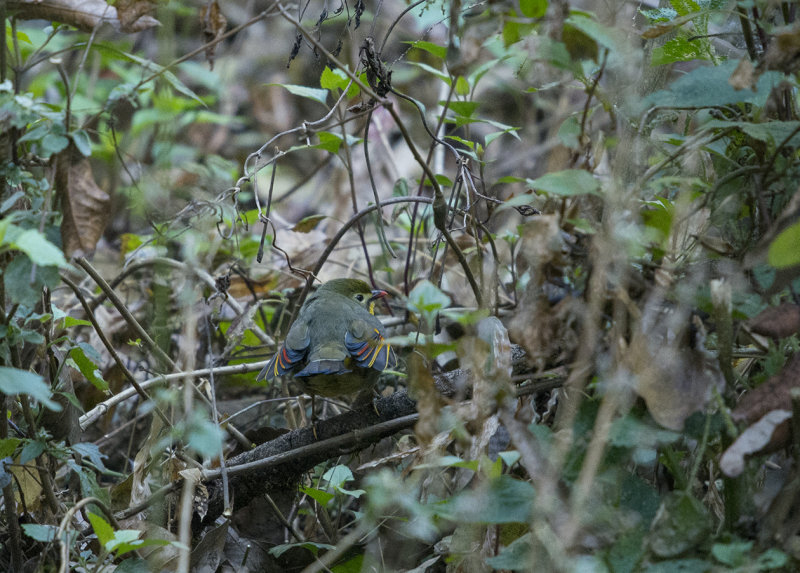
left=2, top=0, right=800, bottom=571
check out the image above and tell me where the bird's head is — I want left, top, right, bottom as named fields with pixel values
left=319, top=278, right=389, bottom=314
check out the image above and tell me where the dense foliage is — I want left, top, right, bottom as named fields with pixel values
left=2, top=0, right=800, bottom=571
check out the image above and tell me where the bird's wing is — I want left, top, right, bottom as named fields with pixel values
left=344, top=318, right=398, bottom=371
left=257, top=320, right=311, bottom=381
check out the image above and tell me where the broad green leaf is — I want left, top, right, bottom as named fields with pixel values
left=301, top=485, right=335, bottom=506
left=566, top=14, right=627, bottom=55
left=20, top=440, right=45, bottom=464
left=704, top=119, right=800, bottom=146
left=519, top=0, right=547, bottom=18
left=320, top=66, right=348, bottom=91
left=768, top=222, right=800, bottom=268
left=10, top=228, right=69, bottom=267
left=22, top=523, right=59, bottom=542
left=408, top=40, right=447, bottom=59
left=486, top=127, right=519, bottom=146
left=269, top=83, right=329, bottom=105
left=92, top=44, right=205, bottom=105
left=312, top=131, right=343, bottom=154
left=88, top=512, right=115, bottom=546
left=292, top=214, right=327, bottom=233
left=323, top=465, right=354, bottom=488
left=438, top=475, right=535, bottom=524
left=4, top=254, right=61, bottom=307
left=408, top=61, right=450, bottom=83
left=651, top=35, right=708, bottom=66
left=526, top=169, right=600, bottom=197
left=0, top=438, right=20, bottom=458
left=69, top=344, right=108, bottom=391
left=455, top=76, right=470, bottom=96
left=449, top=101, right=479, bottom=117
left=646, top=60, right=782, bottom=108
left=485, top=532, right=532, bottom=569
left=71, top=130, right=92, bottom=156
left=408, top=280, right=451, bottom=327
left=0, top=367, right=61, bottom=410
left=649, top=491, right=711, bottom=558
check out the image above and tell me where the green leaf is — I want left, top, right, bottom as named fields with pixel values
left=40, top=133, right=69, bottom=157
left=269, top=541, right=335, bottom=558
left=10, top=228, right=69, bottom=267
left=88, top=511, right=115, bottom=546
left=301, top=485, right=335, bottom=506
left=485, top=127, right=519, bottom=147
left=438, top=475, right=535, bottom=524
left=320, top=66, right=348, bottom=91
left=449, top=101, right=480, bottom=117
left=646, top=60, right=782, bottom=109
left=651, top=35, right=708, bottom=66
left=269, top=83, right=329, bottom=105
left=72, top=442, right=110, bottom=473
left=3, top=254, right=61, bottom=307
left=557, top=115, right=581, bottom=149
left=704, top=119, right=800, bottom=146
left=22, top=523, right=59, bottom=542
left=71, top=130, right=92, bottom=156
left=485, top=532, right=532, bottom=569
left=292, top=214, right=328, bottom=233
left=566, top=14, right=627, bottom=55
left=0, top=367, right=61, bottom=411
left=0, top=438, right=20, bottom=458
left=93, top=44, right=205, bottom=106
left=757, top=548, right=788, bottom=570
left=408, top=40, right=447, bottom=59
left=768, top=221, right=800, bottom=269
left=408, top=62, right=450, bottom=83
left=649, top=491, right=711, bottom=558
left=312, top=131, right=343, bottom=154
left=455, top=76, right=470, bottom=96
left=519, top=0, right=548, bottom=18
left=526, top=169, right=600, bottom=197
left=323, top=465, right=354, bottom=489
left=408, top=280, right=451, bottom=328
left=20, top=440, right=45, bottom=464
left=69, top=344, right=108, bottom=392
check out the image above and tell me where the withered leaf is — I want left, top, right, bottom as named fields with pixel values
left=292, top=214, right=327, bottom=233
left=9, top=0, right=159, bottom=33
left=733, top=353, right=800, bottom=425
left=749, top=303, right=800, bottom=339
left=58, top=151, right=111, bottom=257
left=630, top=312, right=724, bottom=431
left=720, top=410, right=792, bottom=477
left=200, top=0, right=227, bottom=70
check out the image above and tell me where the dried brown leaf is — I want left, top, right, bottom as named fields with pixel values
left=9, top=0, right=159, bottom=33
left=115, top=0, right=158, bottom=34
left=748, top=303, right=800, bottom=339
left=733, top=353, right=800, bottom=425
left=720, top=410, right=791, bottom=477
left=200, top=0, right=227, bottom=70
left=58, top=152, right=111, bottom=257
left=631, top=313, right=724, bottom=430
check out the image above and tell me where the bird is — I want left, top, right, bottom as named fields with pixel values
left=257, top=278, right=398, bottom=409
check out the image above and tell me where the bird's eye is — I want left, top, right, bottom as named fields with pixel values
left=355, top=294, right=365, bottom=302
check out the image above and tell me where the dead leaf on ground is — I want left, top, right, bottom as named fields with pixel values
left=9, top=0, right=159, bottom=33
left=733, top=353, right=800, bottom=425
left=631, top=309, right=724, bottom=431
left=749, top=303, right=800, bottom=339
left=720, top=410, right=792, bottom=477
